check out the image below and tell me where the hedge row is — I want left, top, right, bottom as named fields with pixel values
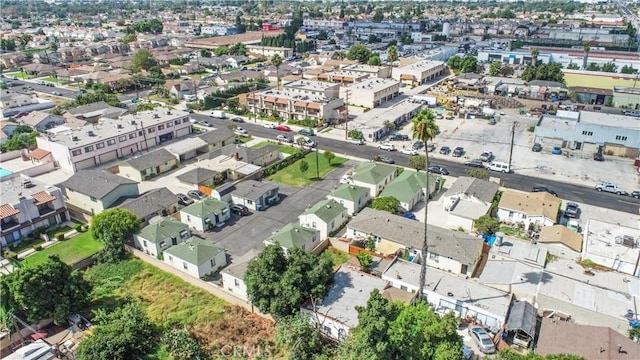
left=262, top=150, right=311, bottom=177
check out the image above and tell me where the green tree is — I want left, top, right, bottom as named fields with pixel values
left=229, top=42, right=247, bottom=56
left=214, top=46, right=230, bottom=57
left=567, top=63, right=580, bottom=70
left=411, top=109, right=439, bottom=301
left=466, top=168, right=488, bottom=179
left=474, top=215, right=500, bottom=234
left=91, top=208, right=139, bottom=263
left=356, top=252, right=373, bottom=270
left=601, top=62, right=617, bottom=73
left=372, top=196, right=400, bottom=214
left=299, top=159, right=309, bottom=178
left=387, top=44, right=398, bottom=65
left=408, top=155, right=426, bottom=171
left=119, top=33, right=137, bottom=44
left=348, top=129, right=364, bottom=140
left=15, top=34, right=32, bottom=50
left=0, top=130, right=38, bottom=153
left=76, top=302, right=155, bottom=360
left=621, top=65, right=636, bottom=74
left=531, top=48, right=540, bottom=66
left=276, top=313, right=325, bottom=359
left=271, top=53, right=283, bottom=90
left=346, top=44, right=372, bottom=64
left=372, top=10, right=384, bottom=23
left=0, top=256, right=90, bottom=324
left=200, top=49, right=212, bottom=58
left=160, top=328, right=204, bottom=360
left=368, top=54, right=381, bottom=66
left=131, top=49, right=158, bottom=73
left=323, top=150, right=335, bottom=166
left=0, top=38, right=16, bottom=51
left=582, top=42, right=590, bottom=70
left=586, top=62, right=601, bottom=72
left=489, top=61, right=502, bottom=76
left=245, top=245, right=333, bottom=319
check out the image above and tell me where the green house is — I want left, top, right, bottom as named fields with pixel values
left=379, top=170, right=437, bottom=212
left=163, top=236, right=227, bottom=278
left=134, top=217, right=191, bottom=257
left=350, top=162, right=398, bottom=197
left=180, top=198, right=231, bottom=232
left=299, top=199, right=348, bottom=239
left=327, top=183, right=371, bottom=215
left=264, top=223, right=320, bottom=254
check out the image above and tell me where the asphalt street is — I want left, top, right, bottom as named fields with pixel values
left=7, top=79, right=80, bottom=98
left=191, top=113, right=640, bottom=215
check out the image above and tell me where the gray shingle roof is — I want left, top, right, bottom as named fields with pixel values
left=198, top=128, right=235, bottom=145
left=232, top=180, right=278, bottom=201
left=443, top=177, right=499, bottom=204
left=177, top=167, right=218, bottom=185
left=119, top=187, right=176, bottom=220
left=348, top=207, right=483, bottom=266
left=67, top=101, right=111, bottom=115
left=59, top=170, right=137, bottom=199
left=204, top=143, right=278, bottom=163
left=124, top=149, right=177, bottom=171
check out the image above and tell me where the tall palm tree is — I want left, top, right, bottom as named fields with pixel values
left=582, top=42, right=590, bottom=70
left=531, top=48, right=539, bottom=66
left=270, top=54, right=282, bottom=90
left=411, top=109, right=439, bottom=303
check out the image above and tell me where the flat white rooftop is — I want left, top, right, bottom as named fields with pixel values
left=346, top=77, right=399, bottom=92
left=283, top=79, right=339, bottom=91
left=0, top=174, right=59, bottom=205
left=579, top=111, right=640, bottom=130
left=583, top=219, right=640, bottom=267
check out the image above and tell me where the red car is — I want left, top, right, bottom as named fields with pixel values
left=275, top=125, right=291, bottom=132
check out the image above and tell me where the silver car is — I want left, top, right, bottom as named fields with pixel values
left=468, top=326, right=496, bottom=354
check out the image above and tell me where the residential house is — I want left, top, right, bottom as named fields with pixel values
left=215, top=70, right=264, bottom=85
left=197, top=128, right=236, bottom=152
left=180, top=198, right=231, bottom=232
left=0, top=90, right=34, bottom=110
left=302, top=266, right=389, bottom=341
left=65, top=101, right=127, bottom=122
left=36, top=110, right=192, bottom=172
left=442, top=177, right=499, bottom=231
left=3, top=340, right=58, bottom=360
left=133, top=217, right=191, bottom=257
left=340, top=78, right=400, bottom=109
left=264, top=223, right=321, bottom=255
left=347, top=208, right=483, bottom=277
left=176, top=167, right=218, bottom=188
left=220, top=249, right=261, bottom=301
left=118, top=149, right=178, bottom=182
left=166, top=80, right=197, bottom=100
left=350, top=162, right=398, bottom=197
left=230, top=179, right=280, bottom=211
left=58, top=169, right=139, bottom=219
left=581, top=219, right=640, bottom=277
left=299, top=199, right=348, bottom=240
left=19, top=111, right=66, bottom=132
left=382, top=259, right=511, bottom=329
left=163, top=237, right=227, bottom=278
left=379, top=169, right=437, bottom=212
left=211, top=143, right=280, bottom=167
left=0, top=176, right=69, bottom=247
left=119, top=187, right=179, bottom=226
left=497, top=190, right=561, bottom=230
left=0, top=121, right=19, bottom=139
left=327, top=184, right=370, bottom=216
left=536, top=318, right=640, bottom=359
left=538, top=225, right=584, bottom=253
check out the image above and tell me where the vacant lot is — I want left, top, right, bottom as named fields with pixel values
left=22, top=232, right=103, bottom=268
left=268, top=152, right=347, bottom=186
left=252, top=141, right=299, bottom=155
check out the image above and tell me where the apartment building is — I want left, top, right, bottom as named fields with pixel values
left=302, top=19, right=347, bottom=30
left=246, top=90, right=346, bottom=122
left=36, top=109, right=192, bottom=172
left=391, top=60, right=446, bottom=85
left=340, top=78, right=400, bottom=109
left=0, top=175, right=69, bottom=246
left=283, top=79, right=341, bottom=99
left=316, top=71, right=369, bottom=84
left=340, top=64, right=392, bottom=79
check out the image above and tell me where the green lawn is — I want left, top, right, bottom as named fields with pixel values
left=268, top=151, right=347, bottom=186
left=321, top=127, right=333, bottom=134
left=324, top=246, right=350, bottom=269
left=252, top=141, right=299, bottom=155
left=235, top=136, right=253, bottom=144
left=4, top=71, right=24, bottom=78
left=21, top=232, right=103, bottom=268
left=38, top=76, right=60, bottom=83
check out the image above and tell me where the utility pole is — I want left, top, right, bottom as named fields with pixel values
left=315, top=141, right=319, bottom=179
left=344, top=89, right=350, bottom=140
left=508, top=121, right=517, bottom=172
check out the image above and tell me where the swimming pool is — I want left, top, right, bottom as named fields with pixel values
left=0, top=167, right=13, bottom=177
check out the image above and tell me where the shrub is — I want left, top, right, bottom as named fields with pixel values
left=7, top=252, right=18, bottom=260
left=57, top=234, right=65, bottom=241
left=33, top=245, right=43, bottom=251
left=74, top=224, right=83, bottom=232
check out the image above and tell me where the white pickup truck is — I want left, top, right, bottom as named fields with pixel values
left=595, top=182, right=628, bottom=196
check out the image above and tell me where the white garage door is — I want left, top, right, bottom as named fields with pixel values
left=75, top=157, right=96, bottom=170
left=176, top=128, right=190, bottom=137
left=99, top=150, right=118, bottom=164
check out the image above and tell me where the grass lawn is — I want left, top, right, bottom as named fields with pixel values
left=21, top=232, right=103, bottom=268
left=321, top=127, right=333, bottom=134
left=4, top=71, right=24, bottom=78
left=324, top=246, right=350, bottom=269
left=252, top=141, right=300, bottom=155
left=38, top=76, right=60, bottom=83
left=47, top=225, right=73, bottom=239
left=268, top=151, right=347, bottom=186
left=235, top=136, right=252, bottom=144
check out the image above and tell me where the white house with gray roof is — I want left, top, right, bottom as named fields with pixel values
left=119, top=187, right=178, bottom=226
left=230, top=179, right=279, bottom=211
left=19, top=111, right=66, bottom=132
left=347, top=208, right=483, bottom=277
left=220, top=249, right=261, bottom=301
left=327, top=184, right=370, bottom=215
left=163, top=236, right=227, bottom=279
left=118, top=148, right=178, bottom=182
left=442, top=177, right=499, bottom=231
left=299, top=199, right=348, bottom=240
left=134, top=217, right=191, bottom=257
left=58, top=169, right=139, bottom=219
left=350, top=162, right=398, bottom=197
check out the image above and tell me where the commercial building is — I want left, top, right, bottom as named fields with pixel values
left=477, top=49, right=551, bottom=65
left=340, top=64, right=391, bottom=79
left=391, top=59, right=446, bottom=85
left=37, top=110, right=192, bottom=172
left=316, top=71, right=370, bottom=84
left=340, top=78, right=400, bottom=109
left=352, top=100, right=422, bottom=141
left=283, top=79, right=341, bottom=99
left=246, top=90, right=346, bottom=123
left=245, top=45, right=293, bottom=59
left=0, top=175, right=69, bottom=247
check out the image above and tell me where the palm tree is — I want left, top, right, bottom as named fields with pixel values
left=411, top=109, right=439, bottom=303
left=270, top=54, right=282, bottom=90
left=531, top=48, right=539, bottom=66
left=387, top=44, right=398, bottom=66
left=582, top=42, right=590, bottom=70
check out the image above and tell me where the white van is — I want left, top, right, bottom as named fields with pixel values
left=487, top=161, right=511, bottom=173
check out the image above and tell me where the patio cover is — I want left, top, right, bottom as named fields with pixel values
left=505, top=300, right=537, bottom=339
left=377, top=239, right=403, bottom=256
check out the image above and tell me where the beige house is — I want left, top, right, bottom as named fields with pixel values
left=245, top=90, right=346, bottom=122
left=340, top=78, right=400, bottom=109
left=118, top=149, right=178, bottom=182
left=497, top=190, right=561, bottom=229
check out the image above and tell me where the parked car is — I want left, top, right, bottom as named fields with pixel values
left=531, top=186, right=558, bottom=196
left=531, top=143, right=542, bottom=152
left=177, top=193, right=194, bottom=206
left=427, top=165, right=449, bottom=175
left=347, top=138, right=364, bottom=145
left=14, top=112, right=29, bottom=119
left=564, top=202, right=580, bottom=218
left=298, top=128, right=315, bottom=136
left=439, top=146, right=451, bottom=155
left=378, top=156, right=395, bottom=164
left=263, top=123, right=276, bottom=129
left=593, top=152, right=605, bottom=161
left=436, top=113, right=444, bottom=119
left=187, top=190, right=207, bottom=200
left=595, top=182, right=628, bottom=195
left=464, top=159, right=485, bottom=168
left=276, top=134, right=293, bottom=143
left=426, top=143, right=436, bottom=152
left=275, top=124, right=291, bottom=132
left=552, top=146, right=562, bottom=155
left=402, top=212, right=416, bottom=220
left=469, top=326, right=496, bottom=354
left=412, top=140, right=424, bottom=150
left=389, top=133, right=409, bottom=141
left=480, top=151, right=493, bottom=162
left=230, top=204, right=250, bottom=216
left=197, top=121, right=212, bottom=127
left=52, top=91, right=61, bottom=96
left=234, top=127, right=248, bottom=136
left=632, top=190, right=640, bottom=199
left=378, top=142, right=397, bottom=151
left=452, top=146, right=465, bottom=157
left=231, top=117, right=244, bottom=123
left=400, top=148, right=418, bottom=155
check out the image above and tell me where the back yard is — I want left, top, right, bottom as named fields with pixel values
left=268, top=151, right=347, bottom=186
left=21, top=232, right=103, bottom=268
